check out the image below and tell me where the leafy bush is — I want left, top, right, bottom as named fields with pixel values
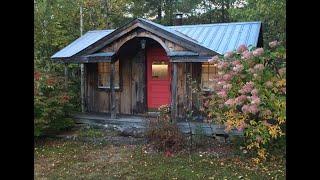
left=34, top=71, right=78, bottom=136
left=205, top=41, right=286, bottom=162
left=146, top=105, right=185, bottom=152
left=78, top=127, right=105, bottom=138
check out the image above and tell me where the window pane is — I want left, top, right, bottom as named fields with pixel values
left=152, top=61, right=168, bottom=79
left=201, top=62, right=217, bottom=89
left=98, top=61, right=120, bottom=88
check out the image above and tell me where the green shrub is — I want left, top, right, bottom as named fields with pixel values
left=34, top=71, right=78, bottom=137
left=78, top=127, right=104, bottom=138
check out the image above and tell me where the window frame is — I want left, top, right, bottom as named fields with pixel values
left=97, top=61, right=121, bottom=90
left=201, top=62, right=218, bottom=91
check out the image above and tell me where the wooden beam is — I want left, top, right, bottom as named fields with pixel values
left=171, top=63, right=178, bottom=121
left=81, top=64, right=85, bottom=112
left=110, top=62, right=116, bottom=119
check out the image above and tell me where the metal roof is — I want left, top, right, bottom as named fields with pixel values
left=51, top=19, right=261, bottom=59
left=51, top=30, right=114, bottom=58
left=168, top=21, right=261, bottom=54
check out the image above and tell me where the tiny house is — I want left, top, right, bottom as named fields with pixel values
left=51, top=17, right=262, bottom=120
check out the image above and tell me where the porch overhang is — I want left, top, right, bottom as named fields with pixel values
left=51, top=52, right=116, bottom=63
left=170, top=55, right=213, bottom=62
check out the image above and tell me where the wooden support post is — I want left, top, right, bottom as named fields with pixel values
left=171, top=63, right=178, bottom=121
left=185, top=63, right=192, bottom=114
left=81, top=64, right=85, bottom=112
left=110, top=61, right=116, bottom=119
left=64, top=63, right=68, bottom=89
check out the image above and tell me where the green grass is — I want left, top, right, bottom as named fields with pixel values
left=35, top=138, right=285, bottom=180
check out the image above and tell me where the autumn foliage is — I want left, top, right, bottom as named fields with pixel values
left=34, top=71, right=78, bottom=136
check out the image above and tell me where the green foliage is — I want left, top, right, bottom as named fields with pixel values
left=78, top=127, right=105, bottom=138
left=34, top=71, right=78, bottom=136
left=229, top=0, right=286, bottom=44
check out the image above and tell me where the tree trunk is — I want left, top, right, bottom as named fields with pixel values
left=80, top=5, right=85, bottom=112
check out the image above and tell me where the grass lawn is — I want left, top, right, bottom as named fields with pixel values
left=34, top=129, right=285, bottom=179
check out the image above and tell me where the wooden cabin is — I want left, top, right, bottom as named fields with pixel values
left=51, top=18, right=262, bottom=120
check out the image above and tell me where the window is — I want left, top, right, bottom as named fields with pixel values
left=201, top=62, right=218, bottom=90
left=98, top=61, right=120, bottom=89
left=152, top=61, right=168, bottom=79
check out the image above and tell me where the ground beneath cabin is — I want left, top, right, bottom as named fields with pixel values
left=34, top=127, right=285, bottom=179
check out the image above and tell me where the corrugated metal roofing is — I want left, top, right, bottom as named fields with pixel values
left=51, top=30, right=114, bottom=58
left=168, top=21, right=261, bottom=54
left=51, top=19, right=261, bottom=59
left=138, top=18, right=199, bottom=44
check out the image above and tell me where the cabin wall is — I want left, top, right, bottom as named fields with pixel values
left=176, top=62, right=202, bottom=118
left=85, top=60, right=202, bottom=117
left=84, top=49, right=147, bottom=115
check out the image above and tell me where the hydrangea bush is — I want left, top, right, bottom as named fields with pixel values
left=205, top=41, right=286, bottom=162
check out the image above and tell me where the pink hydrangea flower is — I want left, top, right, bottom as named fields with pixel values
left=241, top=50, right=253, bottom=60
left=251, top=89, right=259, bottom=96
left=252, top=48, right=264, bottom=57
left=241, top=105, right=250, bottom=113
left=232, top=64, right=244, bottom=73
left=239, top=81, right=254, bottom=94
left=248, top=105, right=259, bottom=114
left=223, top=74, right=232, bottom=81
left=281, top=87, right=286, bottom=94
left=237, top=44, right=248, bottom=53
left=269, top=40, right=280, bottom=48
left=250, top=95, right=261, bottom=105
left=217, top=61, right=229, bottom=69
left=232, top=60, right=241, bottom=66
left=223, top=84, right=232, bottom=90
left=225, top=99, right=235, bottom=106
left=224, top=51, right=234, bottom=59
left=254, top=64, right=265, bottom=71
left=235, top=95, right=247, bottom=105
left=217, top=90, right=227, bottom=98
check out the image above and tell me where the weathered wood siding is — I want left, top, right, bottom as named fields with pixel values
left=176, top=62, right=202, bottom=118
left=85, top=61, right=202, bottom=117
left=119, top=56, right=132, bottom=114
left=131, top=50, right=146, bottom=114
left=83, top=27, right=204, bottom=116
left=84, top=49, right=147, bottom=115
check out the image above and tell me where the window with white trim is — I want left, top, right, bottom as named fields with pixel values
left=201, top=62, right=218, bottom=90
left=98, top=61, right=120, bottom=89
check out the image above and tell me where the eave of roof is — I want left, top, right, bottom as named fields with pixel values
left=51, top=18, right=262, bottom=61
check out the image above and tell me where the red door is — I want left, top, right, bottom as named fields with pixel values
left=147, top=47, right=171, bottom=109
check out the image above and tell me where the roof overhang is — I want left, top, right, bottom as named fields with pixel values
left=52, top=52, right=116, bottom=63
left=170, top=55, right=212, bottom=62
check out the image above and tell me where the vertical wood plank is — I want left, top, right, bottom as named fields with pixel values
left=110, top=61, right=116, bottom=118
left=171, top=63, right=178, bottom=120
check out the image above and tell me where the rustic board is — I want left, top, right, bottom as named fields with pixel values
left=119, top=57, right=132, bottom=114
left=131, top=49, right=146, bottom=114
